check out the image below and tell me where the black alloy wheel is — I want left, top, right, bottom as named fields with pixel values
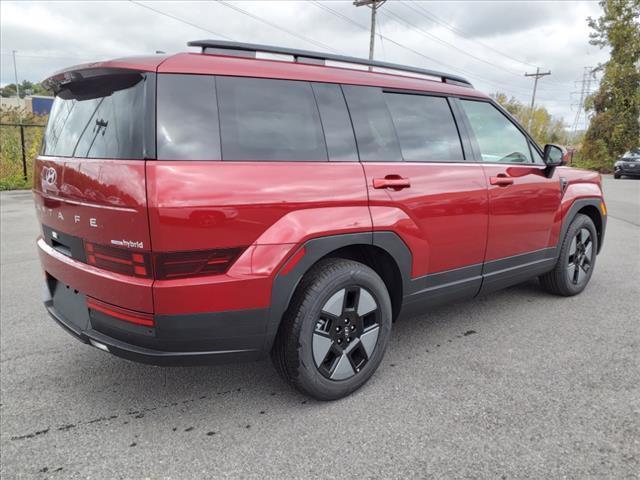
left=313, top=285, right=381, bottom=380
left=566, top=227, right=594, bottom=286
left=272, top=258, right=392, bottom=400
left=539, top=213, right=598, bottom=296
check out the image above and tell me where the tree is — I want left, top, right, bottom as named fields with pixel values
left=490, top=92, right=569, bottom=146
left=0, top=80, right=52, bottom=98
left=581, top=0, right=640, bottom=171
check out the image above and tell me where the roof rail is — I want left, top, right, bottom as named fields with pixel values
left=187, top=40, right=473, bottom=88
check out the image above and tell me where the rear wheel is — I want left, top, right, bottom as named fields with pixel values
left=539, top=214, right=598, bottom=296
left=272, top=258, right=392, bottom=400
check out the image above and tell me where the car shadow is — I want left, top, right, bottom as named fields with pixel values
left=58, top=278, right=547, bottom=412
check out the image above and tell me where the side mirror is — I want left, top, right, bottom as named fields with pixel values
left=543, top=144, right=568, bottom=167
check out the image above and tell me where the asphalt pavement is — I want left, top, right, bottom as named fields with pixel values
left=1, top=176, right=638, bottom=479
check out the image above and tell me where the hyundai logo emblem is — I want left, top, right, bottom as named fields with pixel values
left=43, top=167, right=57, bottom=186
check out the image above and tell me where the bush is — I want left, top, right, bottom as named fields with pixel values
left=0, top=107, right=47, bottom=190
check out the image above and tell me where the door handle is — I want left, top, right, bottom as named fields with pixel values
left=490, top=174, right=514, bottom=187
left=373, top=176, right=411, bottom=190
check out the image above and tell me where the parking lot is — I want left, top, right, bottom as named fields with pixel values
left=1, top=177, right=638, bottom=479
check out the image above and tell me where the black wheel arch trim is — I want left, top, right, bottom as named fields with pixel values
left=264, top=231, right=412, bottom=351
left=557, top=197, right=606, bottom=257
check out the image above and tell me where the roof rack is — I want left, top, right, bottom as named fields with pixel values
left=187, top=40, right=473, bottom=88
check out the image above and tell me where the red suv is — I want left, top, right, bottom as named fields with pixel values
left=34, top=41, right=606, bottom=400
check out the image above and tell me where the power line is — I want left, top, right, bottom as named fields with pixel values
left=404, top=1, right=537, bottom=69
left=311, top=2, right=472, bottom=75
left=380, top=7, right=526, bottom=79
left=404, top=1, right=574, bottom=89
left=376, top=11, right=387, bottom=62
left=379, top=7, right=566, bottom=99
left=311, top=1, right=542, bottom=97
left=128, top=0, right=233, bottom=41
left=214, top=0, right=338, bottom=53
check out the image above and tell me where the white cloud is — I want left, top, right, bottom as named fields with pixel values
left=1, top=0, right=608, bottom=128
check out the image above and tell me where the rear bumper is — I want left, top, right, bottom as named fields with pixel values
left=43, top=281, right=269, bottom=366
left=38, top=236, right=274, bottom=365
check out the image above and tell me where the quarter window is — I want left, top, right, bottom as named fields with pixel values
left=384, top=93, right=463, bottom=161
left=157, top=74, right=221, bottom=160
left=461, top=100, right=532, bottom=164
left=217, top=77, right=327, bottom=161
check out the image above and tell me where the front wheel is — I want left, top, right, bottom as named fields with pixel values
left=272, top=258, right=392, bottom=400
left=614, top=173, right=621, bottom=179
left=539, top=213, right=598, bottom=296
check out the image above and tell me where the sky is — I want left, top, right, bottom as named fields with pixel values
left=1, top=0, right=609, bottom=129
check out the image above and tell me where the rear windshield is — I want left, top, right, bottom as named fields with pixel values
left=42, top=73, right=148, bottom=159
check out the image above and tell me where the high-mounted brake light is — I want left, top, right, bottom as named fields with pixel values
left=154, top=248, right=244, bottom=280
left=84, top=242, right=151, bottom=278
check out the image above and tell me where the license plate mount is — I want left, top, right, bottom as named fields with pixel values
left=52, top=280, right=90, bottom=331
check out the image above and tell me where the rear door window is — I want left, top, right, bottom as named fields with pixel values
left=342, top=85, right=402, bottom=162
left=43, top=73, right=148, bottom=159
left=384, top=93, right=464, bottom=161
left=157, top=74, right=221, bottom=160
left=217, top=76, right=328, bottom=161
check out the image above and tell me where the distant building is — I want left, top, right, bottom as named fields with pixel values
left=30, top=96, right=54, bottom=115
left=0, top=95, right=54, bottom=115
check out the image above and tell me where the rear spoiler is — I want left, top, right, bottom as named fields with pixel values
left=43, top=67, right=145, bottom=94
left=42, top=56, right=167, bottom=94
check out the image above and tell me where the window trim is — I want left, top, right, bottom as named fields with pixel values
left=339, top=84, right=361, bottom=162
left=311, top=82, right=360, bottom=162
left=381, top=90, right=468, bottom=163
left=454, top=97, right=546, bottom=166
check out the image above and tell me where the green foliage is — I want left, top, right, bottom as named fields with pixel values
left=490, top=92, right=569, bottom=146
left=0, top=81, right=52, bottom=98
left=0, top=107, right=47, bottom=190
left=582, top=0, right=640, bottom=172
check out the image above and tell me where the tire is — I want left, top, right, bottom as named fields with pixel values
left=539, top=213, right=598, bottom=296
left=614, top=173, right=621, bottom=179
left=272, top=258, right=392, bottom=400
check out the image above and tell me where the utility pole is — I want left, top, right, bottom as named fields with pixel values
left=524, top=67, right=551, bottom=130
left=353, top=0, right=386, bottom=63
left=12, top=50, right=21, bottom=98
left=571, top=67, right=596, bottom=137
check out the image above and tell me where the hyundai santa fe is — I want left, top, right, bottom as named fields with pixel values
left=34, top=40, right=607, bottom=400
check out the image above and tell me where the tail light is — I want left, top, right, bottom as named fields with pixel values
left=83, top=242, right=244, bottom=280
left=87, top=297, right=154, bottom=327
left=84, top=242, right=151, bottom=278
left=153, top=247, right=244, bottom=280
